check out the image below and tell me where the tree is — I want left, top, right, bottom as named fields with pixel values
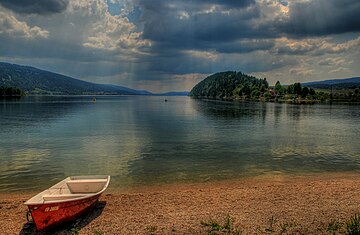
left=309, top=88, right=316, bottom=96
left=264, top=91, right=272, bottom=101
left=0, top=86, right=24, bottom=97
left=260, top=83, right=266, bottom=93
left=301, top=87, right=309, bottom=98
left=286, top=84, right=294, bottom=94
left=251, top=89, right=260, bottom=98
left=263, top=78, right=269, bottom=88
left=294, top=83, right=302, bottom=95
left=275, top=81, right=283, bottom=95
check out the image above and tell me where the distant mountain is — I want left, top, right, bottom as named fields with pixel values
left=156, top=91, right=189, bottom=96
left=302, top=77, right=360, bottom=89
left=0, top=62, right=152, bottom=95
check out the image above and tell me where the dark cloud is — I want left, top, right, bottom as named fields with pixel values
left=139, top=0, right=360, bottom=50
left=283, top=0, right=360, bottom=36
left=140, top=1, right=269, bottom=48
left=139, top=0, right=255, bottom=12
left=135, top=0, right=279, bottom=76
left=0, top=0, right=68, bottom=15
left=1, top=0, right=359, bottom=91
left=215, top=40, right=274, bottom=54
left=0, top=34, right=115, bottom=64
left=194, top=0, right=255, bottom=8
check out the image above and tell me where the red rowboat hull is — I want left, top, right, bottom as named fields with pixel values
left=27, top=194, right=100, bottom=230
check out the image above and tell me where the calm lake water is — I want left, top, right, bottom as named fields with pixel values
left=0, top=96, right=359, bottom=192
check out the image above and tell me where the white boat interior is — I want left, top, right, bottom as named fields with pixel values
left=24, top=175, right=110, bottom=205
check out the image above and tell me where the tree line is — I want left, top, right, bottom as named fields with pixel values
left=189, top=71, right=360, bottom=102
left=273, top=81, right=360, bottom=102
left=0, top=86, right=25, bottom=97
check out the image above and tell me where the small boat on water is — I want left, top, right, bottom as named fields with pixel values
left=24, top=175, right=110, bottom=230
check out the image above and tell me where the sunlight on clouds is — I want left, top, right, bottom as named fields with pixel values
left=290, top=66, right=314, bottom=76
left=318, top=57, right=348, bottom=67
left=274, top=37, right=316, bottom=54
left=136, top=73, right=207, bottom=93
left=172, top=73, right=208, bottom=91
left=279, top=4, right=289, bottom=13
left=183, top=50, right=218, bottom=61
left=65, top=0, right=151, bottom=56
left=274, top=36, right=360, bottom=55
left=178, top=11, right=190, bottom=20
left=67, top=0, right=107, bottom=16
left=318, top=36, right=360, bottom=54
left=329, top=67, right=350, bottom=74
left=0, top=9, right=49, bottom=39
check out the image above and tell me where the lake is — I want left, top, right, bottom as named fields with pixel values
left=0, top=96, right=359, bottom=192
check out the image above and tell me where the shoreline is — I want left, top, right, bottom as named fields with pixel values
left=1, top=172, right=359, bottom=234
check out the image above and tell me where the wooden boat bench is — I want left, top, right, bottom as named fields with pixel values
left=66, top=179, right=108, bottom=193
left=42, top=194, right=89, bottom=201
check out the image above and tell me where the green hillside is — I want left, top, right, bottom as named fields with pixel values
left=0, top=62, right=151, bottom=95
left=189, top=71, right=269, bottom=99
left=189, top=71, right=360, bottom=102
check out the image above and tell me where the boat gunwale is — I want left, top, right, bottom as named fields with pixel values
left=24, top=175, right=110, bottom=205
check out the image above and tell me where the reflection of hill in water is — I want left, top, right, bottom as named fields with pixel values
left=193, top=99, right=268, bottom=120
left=0, top=96, right=95, bottom=132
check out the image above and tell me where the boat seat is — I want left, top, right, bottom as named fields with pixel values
left=42, top=194, right=88, bottom=201
left=66, top=179, right=107, bottom=193
left=68, top=179, right=108, bottom=183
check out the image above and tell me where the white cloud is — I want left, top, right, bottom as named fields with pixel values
left=183, top=50, right=219, bottom=61
left=178, top=11, right=190, bottom=20
left=289, top=66, right=314, bottom=76
left=318, top=57, right=347, bottom=67
left=329, top=67, right=350, bottom=74
left=0, top=8, right=49, bottom=39
left=61, top=0, right=151, bottom=56
left=274, top=36, right=360, bottom=55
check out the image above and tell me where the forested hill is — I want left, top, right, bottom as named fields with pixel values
left=0, top=62, right=151, bottom=95
left=302, top=77, right=360, bottom=89
left=189, top=71, right=268, bottom=99
left=189, top=71, right=360, bottom=102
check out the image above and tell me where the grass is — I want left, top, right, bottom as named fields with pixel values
left=145, top=225, right=158, bottom=235
left=200, top=215, right=304, bottom=235
left=70, top=226, right=80, bottom=235
left=326, top=219, right=342, bottom=234
left=346, top=213, right=360, bottom=235
left=197, top=213, right=360, bottom=235
left=18, top=212, right=358, bottom=234
left=93, top=229, right=104, bottom=235
left=200, top=215, right=242, bottom=235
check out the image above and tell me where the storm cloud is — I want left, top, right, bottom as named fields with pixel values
left=0, top=0, right=359, bottom=92
left=282, top=0, right=360, bottom=36
left=0, top=0, right=68, bottom=15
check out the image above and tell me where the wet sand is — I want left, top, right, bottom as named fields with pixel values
left=1, top=173, right=359, bottom=234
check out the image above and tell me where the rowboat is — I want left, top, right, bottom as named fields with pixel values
left=24, top=175, right=110, bottom=230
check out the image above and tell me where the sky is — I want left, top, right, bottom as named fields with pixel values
left=0, top=0, right=359, bottom=93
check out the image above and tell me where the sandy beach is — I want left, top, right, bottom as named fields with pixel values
left=1, top=173, right=359, bottom=234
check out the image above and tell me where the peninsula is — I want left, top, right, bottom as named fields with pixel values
left=189, top=71, right=360, bottom=103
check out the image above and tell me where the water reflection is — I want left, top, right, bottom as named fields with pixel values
left=0, top=96, right=359, bottom=192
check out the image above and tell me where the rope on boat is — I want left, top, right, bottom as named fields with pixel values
left=26, top=209, right=33, bottom=222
